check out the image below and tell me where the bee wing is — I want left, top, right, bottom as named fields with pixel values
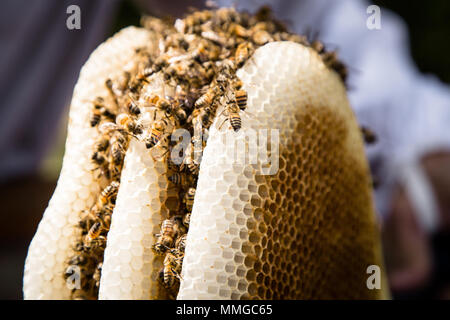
left=98, top=122, right=119, bottom=133
left=149, top=135, right=170, bottom=161
left=240, top=109, right=256, bottom=120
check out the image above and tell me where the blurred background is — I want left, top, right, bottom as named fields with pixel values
left=0, top=0, right=449, bottom=299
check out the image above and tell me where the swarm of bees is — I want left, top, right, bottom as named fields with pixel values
left=65, top=5, right=349, bottom=299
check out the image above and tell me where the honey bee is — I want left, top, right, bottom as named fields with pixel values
left=166, top=33, right=190, bottom=51
left=95, top=137, right=110, bottom=152
left=91, top=151, right=111, bottom=179
left=215, top=59, right=236, bottom=85
left=183, top=187, right=196, bottom=212
left=184, top=10, right=212, bottom=33
left=67, top=252, right=90, bottom=267
left=215, top=7, right=238, bottom=25
left=319, top=50, right=348, bottom=84
left=175, top=233, right=187, bottom=252
left=235, top=42, right=253, bottom=67
left=145, top=117, right=172, bottom=149
left=98, top=181, right=120, bottom=206
left=168, top=172, right=193, bottom=187
left=102, top=215, right=112, bottom=231
left=311, top=40, right=326, bottom=54
left=234, top=89, right=247, bottom=110
left=155, top=96, right=172, bottom=111
left=79, top=213, right=95, bottom=228
left=185, top=157, right=200, bottom=176
left=160, top=249, right=184, bottom=288
left=228, top=22, right=250, bottom=38
left=173, top=215, right=187, bottom=236
left=191, top=104, right=216, bottom=131
left=164, top=60, right=191, bottom=83
left=191, top=131, right=206, bottom=164
left=73, top=242, right=85, bottom=253
left=153, top=219, right=177, bottom=254
left=141, top=16, right=173, bottom=35
left=251, top=29, right=272, bottom=45
left=157, top=95, right=187, bottom=125
left=116, top=113, right=143, bottom=136
left=150, top=55, right=170, bottom=75
left=182, top=212, right=191, bottom=228
left=126, top=98, right=141, bottom=116
left=174, top=85, right=195, bottom=112
left=83, top=222, right=105, bottom=250
left=98, top=122, right=127, bottom=142
left=201, top=30, right=226, bottom=46
left=128, top=73, right=148, bottom=94
left=98, top=204, right=113, bottom=230
left=147, top=94, right=180, bottom=120
left=135, top=67, right=153, bottom=85
left=108, top=162, right=122, bottom=181
left=100, top=202, right=115, bottom=216
left=93, top=262, right=102, bottom=288
left=181, top=142, right=200, bottom=175
left=90, top=97, right=115, bottom=127
left=254, top=5, right=272, bottom=21
left=110, top=131, right=127, bottom=166
left=232, top=78, right=243, bottom=90
left=90, top=106, right=102, bottom=127
left=192, top=39, right=221, bottom=62
left=201, top=61, right=217, bottom=81
left=279, top=33, right=309, bottom=45
left=174, top=86, right=195, bottom=121
left=91, top=151, right=106, bottom=166
left=220, top=102, right=242, bottom=132
left=172, top=103, right=188, bottom=125
left=194, top=85, right=222, bottom=109
left=105, top=79, right=119, bottom=109
left=117, top=71, right=131, bottom=94
left=361, top=126, right=377, bottom=144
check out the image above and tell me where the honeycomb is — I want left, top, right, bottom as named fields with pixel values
left=23, top=17, right=388, bottom=300
left=23, top=27, right=155, bottom=299
left=99, top=77, right=177, bottom=300
left=178, top=41, right=387, bottom=299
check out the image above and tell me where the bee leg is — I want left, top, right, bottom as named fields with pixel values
left=217, top=107, right=228, bottom=118
left=150, top=143, right=170, bottom=161
left=218, top=117, right=229, bottom=131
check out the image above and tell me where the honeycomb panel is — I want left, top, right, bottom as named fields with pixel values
left=178, top=41, right=386, bottom=299
left=98, top=139, right=171, bottom=299
left=99, top=77, right=175, bottom=300
left=23, top=27, right=153, bottom=299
